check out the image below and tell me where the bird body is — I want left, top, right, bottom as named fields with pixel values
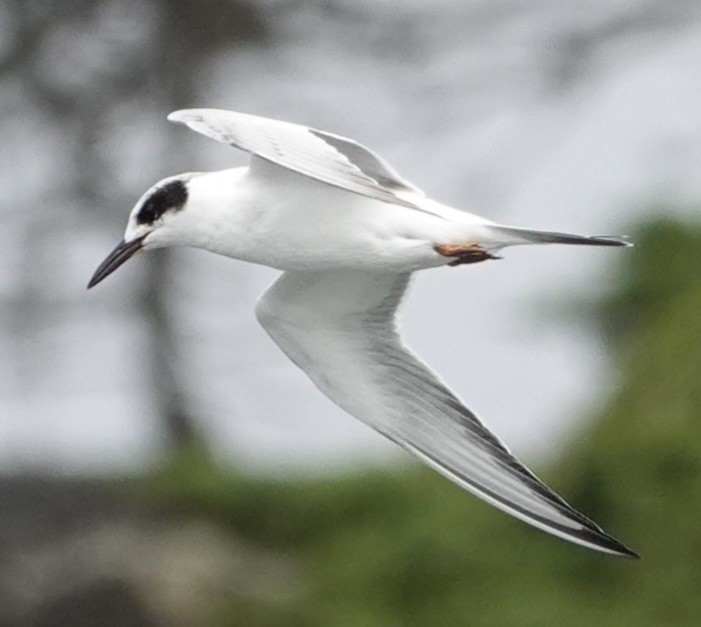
left=138, top=163, right=497, bottom=273
left=89, top=108, right=638, bottom=558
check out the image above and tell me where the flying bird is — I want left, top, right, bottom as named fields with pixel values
left=89, top=109, right=638, bottom=558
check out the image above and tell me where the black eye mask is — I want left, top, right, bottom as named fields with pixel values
left=136, top=180, right=188, bottom=225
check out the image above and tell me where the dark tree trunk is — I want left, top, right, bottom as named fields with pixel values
left=137, top=249, right=202, bottom=451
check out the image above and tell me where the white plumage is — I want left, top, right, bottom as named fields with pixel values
left=89, top=109, right=637, bottom=558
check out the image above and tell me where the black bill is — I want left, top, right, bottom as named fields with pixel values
left=87, top=235, right=146, bottom=289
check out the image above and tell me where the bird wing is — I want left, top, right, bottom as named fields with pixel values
left=167, top=108, right=424, bottom=209
left=255, top=269, right=637, bottom=558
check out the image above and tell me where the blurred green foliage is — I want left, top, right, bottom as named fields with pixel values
left=142, top=218, right=701, bottom=627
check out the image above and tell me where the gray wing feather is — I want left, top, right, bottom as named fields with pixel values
left=255, top=270, right=638, bottom=558
left=167, top=108, right=422, bottom=209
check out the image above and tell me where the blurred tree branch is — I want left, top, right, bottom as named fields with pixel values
left=2, top=0, right=269, bottom=454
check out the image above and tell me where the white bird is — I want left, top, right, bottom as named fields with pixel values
left=89, top=109, right=638, bottom=558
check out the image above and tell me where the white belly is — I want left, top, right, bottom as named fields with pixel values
left=222, top=173, right=492, bottom=272
left=173, top=166, right=496, bottom=273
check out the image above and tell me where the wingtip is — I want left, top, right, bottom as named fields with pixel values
left=168, top=108, right=229, bottom=125
left=572, top=521, right=640, bottom=559
left=167, top=110, right=191, bottom=124
left=599, top=535, right=640, bottom=559
left=621, top=547, right=642, bottom=560
left=167, top=109, right=209, bottom=125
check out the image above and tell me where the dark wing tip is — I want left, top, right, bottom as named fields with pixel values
left=618, top=546, right=642, bottom=560
left=567, top=513, right=639, bottom=558
left=586, top=528, right=640, bottom=559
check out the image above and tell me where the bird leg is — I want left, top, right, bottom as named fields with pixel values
left=434, top=243, right=501, bottom=267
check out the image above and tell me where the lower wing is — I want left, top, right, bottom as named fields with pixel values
left=255, top=269, right=638, bottom=557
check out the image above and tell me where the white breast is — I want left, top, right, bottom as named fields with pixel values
left=188, top=162, right=492, bottom=272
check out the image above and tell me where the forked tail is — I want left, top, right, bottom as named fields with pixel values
left=489, top=225, right=632, bottom=248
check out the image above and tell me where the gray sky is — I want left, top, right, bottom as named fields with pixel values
left=3, top=0, right=701, bottom=474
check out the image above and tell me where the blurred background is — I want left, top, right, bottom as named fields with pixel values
left=2, top=0, right=701, bottom=624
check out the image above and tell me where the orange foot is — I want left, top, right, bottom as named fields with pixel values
left=433, top=243, right=501, bottom=267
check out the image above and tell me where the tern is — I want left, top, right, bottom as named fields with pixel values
left=89, top=109, right=637, bottom=558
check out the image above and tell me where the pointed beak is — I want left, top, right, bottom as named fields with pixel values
left=87, top=235, right=147, bottom=289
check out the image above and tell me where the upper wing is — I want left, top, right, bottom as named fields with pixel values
left=168, top=108, right=423, bottom=209
left=255, top=270, right=638, bottom=558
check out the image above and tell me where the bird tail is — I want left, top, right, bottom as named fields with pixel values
left=488, top=225, right=633, bottom=248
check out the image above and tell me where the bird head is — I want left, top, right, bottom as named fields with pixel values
left=87, top=175, right=193, bottom=288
